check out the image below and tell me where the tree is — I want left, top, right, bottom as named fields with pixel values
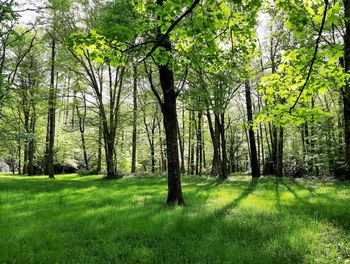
left=245, top=79, right=260, bottom=177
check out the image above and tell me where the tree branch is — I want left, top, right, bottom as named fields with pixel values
left=139, top=0, right=200, bottom=63
left=289, top=0, right=329, bottom=113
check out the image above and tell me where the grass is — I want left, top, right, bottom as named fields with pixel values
left=0, top=173, right=350, bottom=264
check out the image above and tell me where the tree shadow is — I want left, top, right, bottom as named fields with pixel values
left=289, top=180, right=336, bottom=202
left=195, top=178, right=226, bottom=192
left=211, top=178, right=259, bottom=218
left=277, top=179, right=350, bottom=233
left=280, top=180, right=308, bottom=205
left=275, top=177, right=281, bottom=211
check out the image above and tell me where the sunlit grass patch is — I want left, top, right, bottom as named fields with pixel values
left=0, top=174, right=349, bottom=263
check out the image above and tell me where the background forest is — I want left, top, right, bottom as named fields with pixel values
left=1, top=0, right=350, bottom=202
left=1, top=0, right=350, bottom=263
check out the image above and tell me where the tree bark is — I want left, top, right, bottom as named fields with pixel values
left=131, top=64, right=138, bottom=173
left=46, top=38, right=56, bottom=179
left=177, top=112, right=185, bottom=174
left=207, top=110, right=222, bottom=177
left=245, top=80, right=260, bottom=178
left=75, top=93, right=89, bottom=171
left=155, top=16, right=184, bottom=204
left=27, top=110, right=36, bottom=176
left=218, top=113, right=228, bottom=179
left=197, top=112, right=203, bottom=175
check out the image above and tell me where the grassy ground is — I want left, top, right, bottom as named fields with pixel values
left=0, top=174, right=349, bottom=264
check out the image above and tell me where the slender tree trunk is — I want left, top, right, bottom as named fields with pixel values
left=276, top=127, right=284, bottom=177
left=207, top=110, right=222, bottom=177
left=245, top=80, right=260, bottom=178
left=272, top=125, right=278, bottom=174
left=151, top=125, right=155, bottom=173
left=22, top=108, right=29, bottom=174
left=131, top=65, right=138, bottom=173
left=18, top=139, right=21, bottom=175
left=47, top=38, right=56, bottom=179
left=44, top=110, right=50, bottom=175
left=197, top=112, right=203, bottom=175
left=27, top=110, right=36, bottom=176
left=97, top=115, right=102, bottom=173
left=177, top=117, right=185, bottom=174
left=181, top=104, right=185, bottom=174
left=97, top=83, right=103, bottom=174
left=218, top=113, right=228, bottom=179
left=75, top=94, right=89, bottom=171
left=190, top=111, right=195, bottom=175
left=187, top=110, right=192, bottom=174
left=202, top=128, right=206, bottom=172
left=157, top=116, right=166, bottom=172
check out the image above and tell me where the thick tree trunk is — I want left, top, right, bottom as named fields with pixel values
left=105, top=138, right=116, bottom=178
left=131, top=65, right=138, bottom=173
left=157, top=33, right=184, bottom=205
left=245, top=80, right=260, bottom=178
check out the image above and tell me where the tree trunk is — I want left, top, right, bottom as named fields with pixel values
left=18, top=139, right=21, bottom=175
left=22, top=107, right=29, bottom=175
left=207, top=110, right=222, bottom=177
left=157, top=117, right=166, bottom=172
left=156, top=29, right=184, bottom=205
left=97, top=114, right=102, bottom=173
left=218, top=113, right=228, bottom=179
left=46, top=38, right=56, bottom=179
left=276, top=127, right=284, bottom=177
left=76, top=94, right=89, bottom=171
left=27, top=111, right=36, bottom=176
left=187, top=110, right=192, bottom=174
left=177, top=114, right=185, bottom=174
left=131, top=64, right=138, bottom=173
left=190, top=111, right=195, bottom=175
left=97, top=84, right=103, bottom=174
left=197, top=112, right=203, bottom=175
left=245, top=80, right=260, bottom=178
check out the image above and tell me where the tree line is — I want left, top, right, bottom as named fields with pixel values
left=0, top=0, right=349, bottom=205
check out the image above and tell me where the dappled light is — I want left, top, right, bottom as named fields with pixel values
left=1, top=174, right=349, bottom=263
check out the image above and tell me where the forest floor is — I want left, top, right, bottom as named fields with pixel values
left=0, top=174, right=349, bottom=264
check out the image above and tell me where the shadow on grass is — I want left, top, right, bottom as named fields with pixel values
left=275, top=179, right=350, bottom=233
left=211, top=178, right=259, bottom=218
left=1, top=175, right=350, bottom=263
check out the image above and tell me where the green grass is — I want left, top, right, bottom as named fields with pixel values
left=0, top=174, right=349, bottom=264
